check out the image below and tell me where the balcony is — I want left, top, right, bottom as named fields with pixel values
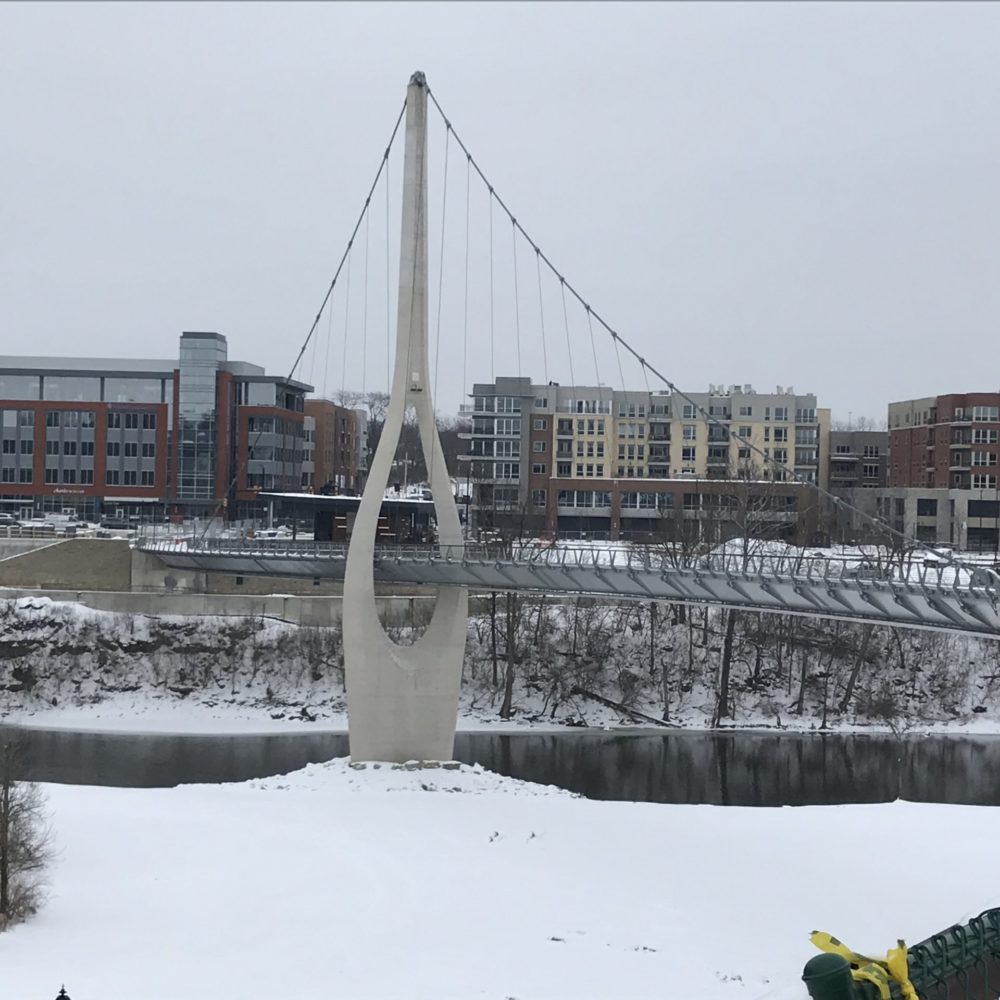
left=831, top=451, right=859, bottom=461
left=950, top=438, right=972, bottom=448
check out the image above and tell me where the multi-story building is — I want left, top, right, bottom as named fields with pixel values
left=825, top=430, right=890, bottom=544
left=828, top=430, right=888, bottom=490
left=0, top=332, right=311, bottom=523
left=889, top=393, right=1000, bottom=491
left=868, top=393, right=1000, bottom=551
left=304, top=398, right=367, bottom=494
left=462, top=377, right=829, bottom=542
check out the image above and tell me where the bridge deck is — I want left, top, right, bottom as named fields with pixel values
left=136, top=539, right=1000, bottom=637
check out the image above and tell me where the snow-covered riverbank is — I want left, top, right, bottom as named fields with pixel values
left=1, top=758, right=996, bottom=1000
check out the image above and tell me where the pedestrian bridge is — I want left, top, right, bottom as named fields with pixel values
left=136, top=537, right=1000, bottom=638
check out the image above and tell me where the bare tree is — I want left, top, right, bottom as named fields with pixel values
left=0, top=742, right=52, bottom=930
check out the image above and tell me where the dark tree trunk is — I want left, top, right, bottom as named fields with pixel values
left=715, top=610, right=738, bottom=723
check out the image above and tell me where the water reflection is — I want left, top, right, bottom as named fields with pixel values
left=2, top=725, right=999, bottom=806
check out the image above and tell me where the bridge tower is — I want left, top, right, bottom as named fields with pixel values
left=343, top=72, right=469, bottom=762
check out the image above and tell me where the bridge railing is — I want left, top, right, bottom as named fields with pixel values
left=134, top=535, right=1000, bottom=596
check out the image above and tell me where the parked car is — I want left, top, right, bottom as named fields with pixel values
left=0, top=514, right=20, bottom=527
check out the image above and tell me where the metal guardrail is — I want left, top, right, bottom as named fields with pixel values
left=134, top=537, right=1000, bottom=597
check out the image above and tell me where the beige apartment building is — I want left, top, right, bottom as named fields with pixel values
left=462, top=377, right=830, bottom=540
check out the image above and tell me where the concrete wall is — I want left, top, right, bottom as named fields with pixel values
left=0, top=586, right=436, bottom=628
left=0, top=538, right=131, bottom=591
left=0, top=538, right=63, bottom=561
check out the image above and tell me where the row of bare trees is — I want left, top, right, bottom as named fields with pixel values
left=461, top=593, right=980, bottom=732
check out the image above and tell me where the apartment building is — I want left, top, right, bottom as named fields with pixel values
left=462, top=377, right=828, bottom=541
left=870, top=392, right=1000, bottom=551
left=825, top=430, right=890, bottom=544
left=304, top=398, right=367, bottom=494
left=0, top=332, right=311, bottom=523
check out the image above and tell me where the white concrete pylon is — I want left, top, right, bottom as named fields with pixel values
left=343, top=71, right=468, bottom=763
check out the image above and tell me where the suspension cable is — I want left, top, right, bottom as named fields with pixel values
left=424, top=83, right=967, bottom=568
left=488, top=191, right=496, bottom=382
left=512, top=218, right=522, bottom=377
left=339, top=250, right=352, bottom=400
left=385, top=154, right=392, bottom=394
left=535, top=249, right=549, bottom=385
left=462, top=153, right=471, bottom=407
left=432, top=122, right=452, bottom=494
left=361, top=202, right=370, bottom=399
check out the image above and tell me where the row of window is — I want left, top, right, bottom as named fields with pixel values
left=954, top=407, right=1000, bottom=422
left=41, top=410, right=156, bottom=430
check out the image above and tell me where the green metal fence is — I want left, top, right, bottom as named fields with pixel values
left=803, top=908, right=1000, bottom=1000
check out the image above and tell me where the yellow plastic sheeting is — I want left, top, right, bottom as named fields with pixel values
left=810, top=930, right=920, bottom=1000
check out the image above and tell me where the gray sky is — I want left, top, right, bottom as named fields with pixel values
left=2, top=2, right=999, bottom=423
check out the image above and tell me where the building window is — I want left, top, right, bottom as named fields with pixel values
left=862, top=463, right=880, bottom=479
left=44, top=468, right=58, bottom=484
left=973, top=406, right=999, bottom=422
left=1, top=439, right=13, bottom=455
left=972, top=474, right=997, bottom=490
left=80, top=441, right=94, bottom=456
left=18, top=468, right=32, bottom=484
left=124, top=442, right=138, bottom=458
left=532, top=489, right=546, bottom=507
left=123, top=470, right=138, bottom=485
left=19, top=410, right=34, bottom=427
left=45, top=411, right=60, bottom=427
left=682, top=404, right=696, bottom=419
left=0, top=469, right=13, bottom=483
left=532, top=440, right=546, bottom=453
left=19, top=439, right=32, bottom=455
left=533, top=418, right=547, bottom=431
left=81, top=411, right=96, bottom=428
left=63, top=441, right=77, bottom=456
left=973, top=428, right=998, bottom=444
left=972, top=451, right=993, bottom=467
left=142, top=412, right=156, bottom=430
left=61, top=468, right=76, bottom=484
left=862, top=445, right=880, bottom=458
left=917, top=498, right=937, bottom=516
left=45, top=440, right=59, bottom=456
left=682, top=425, right=696, bottom=440
left=738, top=426, right=751, bottom=438
left=107, top=442, right=121, bottom=457
left=557, top=462, right=571, bottom=477
left=107, top=412, right=121, bottom=429
left=532, top=463, right=546, bottom=475
left=142, top=443, right=156, bottom=458
left=738, top=405, right=752, bottom=417
left=773, top=427, right=788, bottom=443
left=141, top=470, right=156, bottom=486
left=534, top=397, right=548, bottom=410
left=80, top=469, right=94, bottom=484
left=106, top=469, right=120, bottom=485
left=774, top=407, right=788, bottom=421
left=682, top=446, right=695, bottom=462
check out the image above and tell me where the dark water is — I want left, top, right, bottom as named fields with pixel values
left=3, top=725, right=1000, bottom=806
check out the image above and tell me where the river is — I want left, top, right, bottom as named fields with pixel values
left=2, top=726, right=999, bottom=805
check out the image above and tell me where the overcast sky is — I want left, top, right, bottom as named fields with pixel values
left=2, top=2, right=999, bottom=423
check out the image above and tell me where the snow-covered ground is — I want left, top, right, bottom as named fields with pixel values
left=1, top=758, right=996, bottom=999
